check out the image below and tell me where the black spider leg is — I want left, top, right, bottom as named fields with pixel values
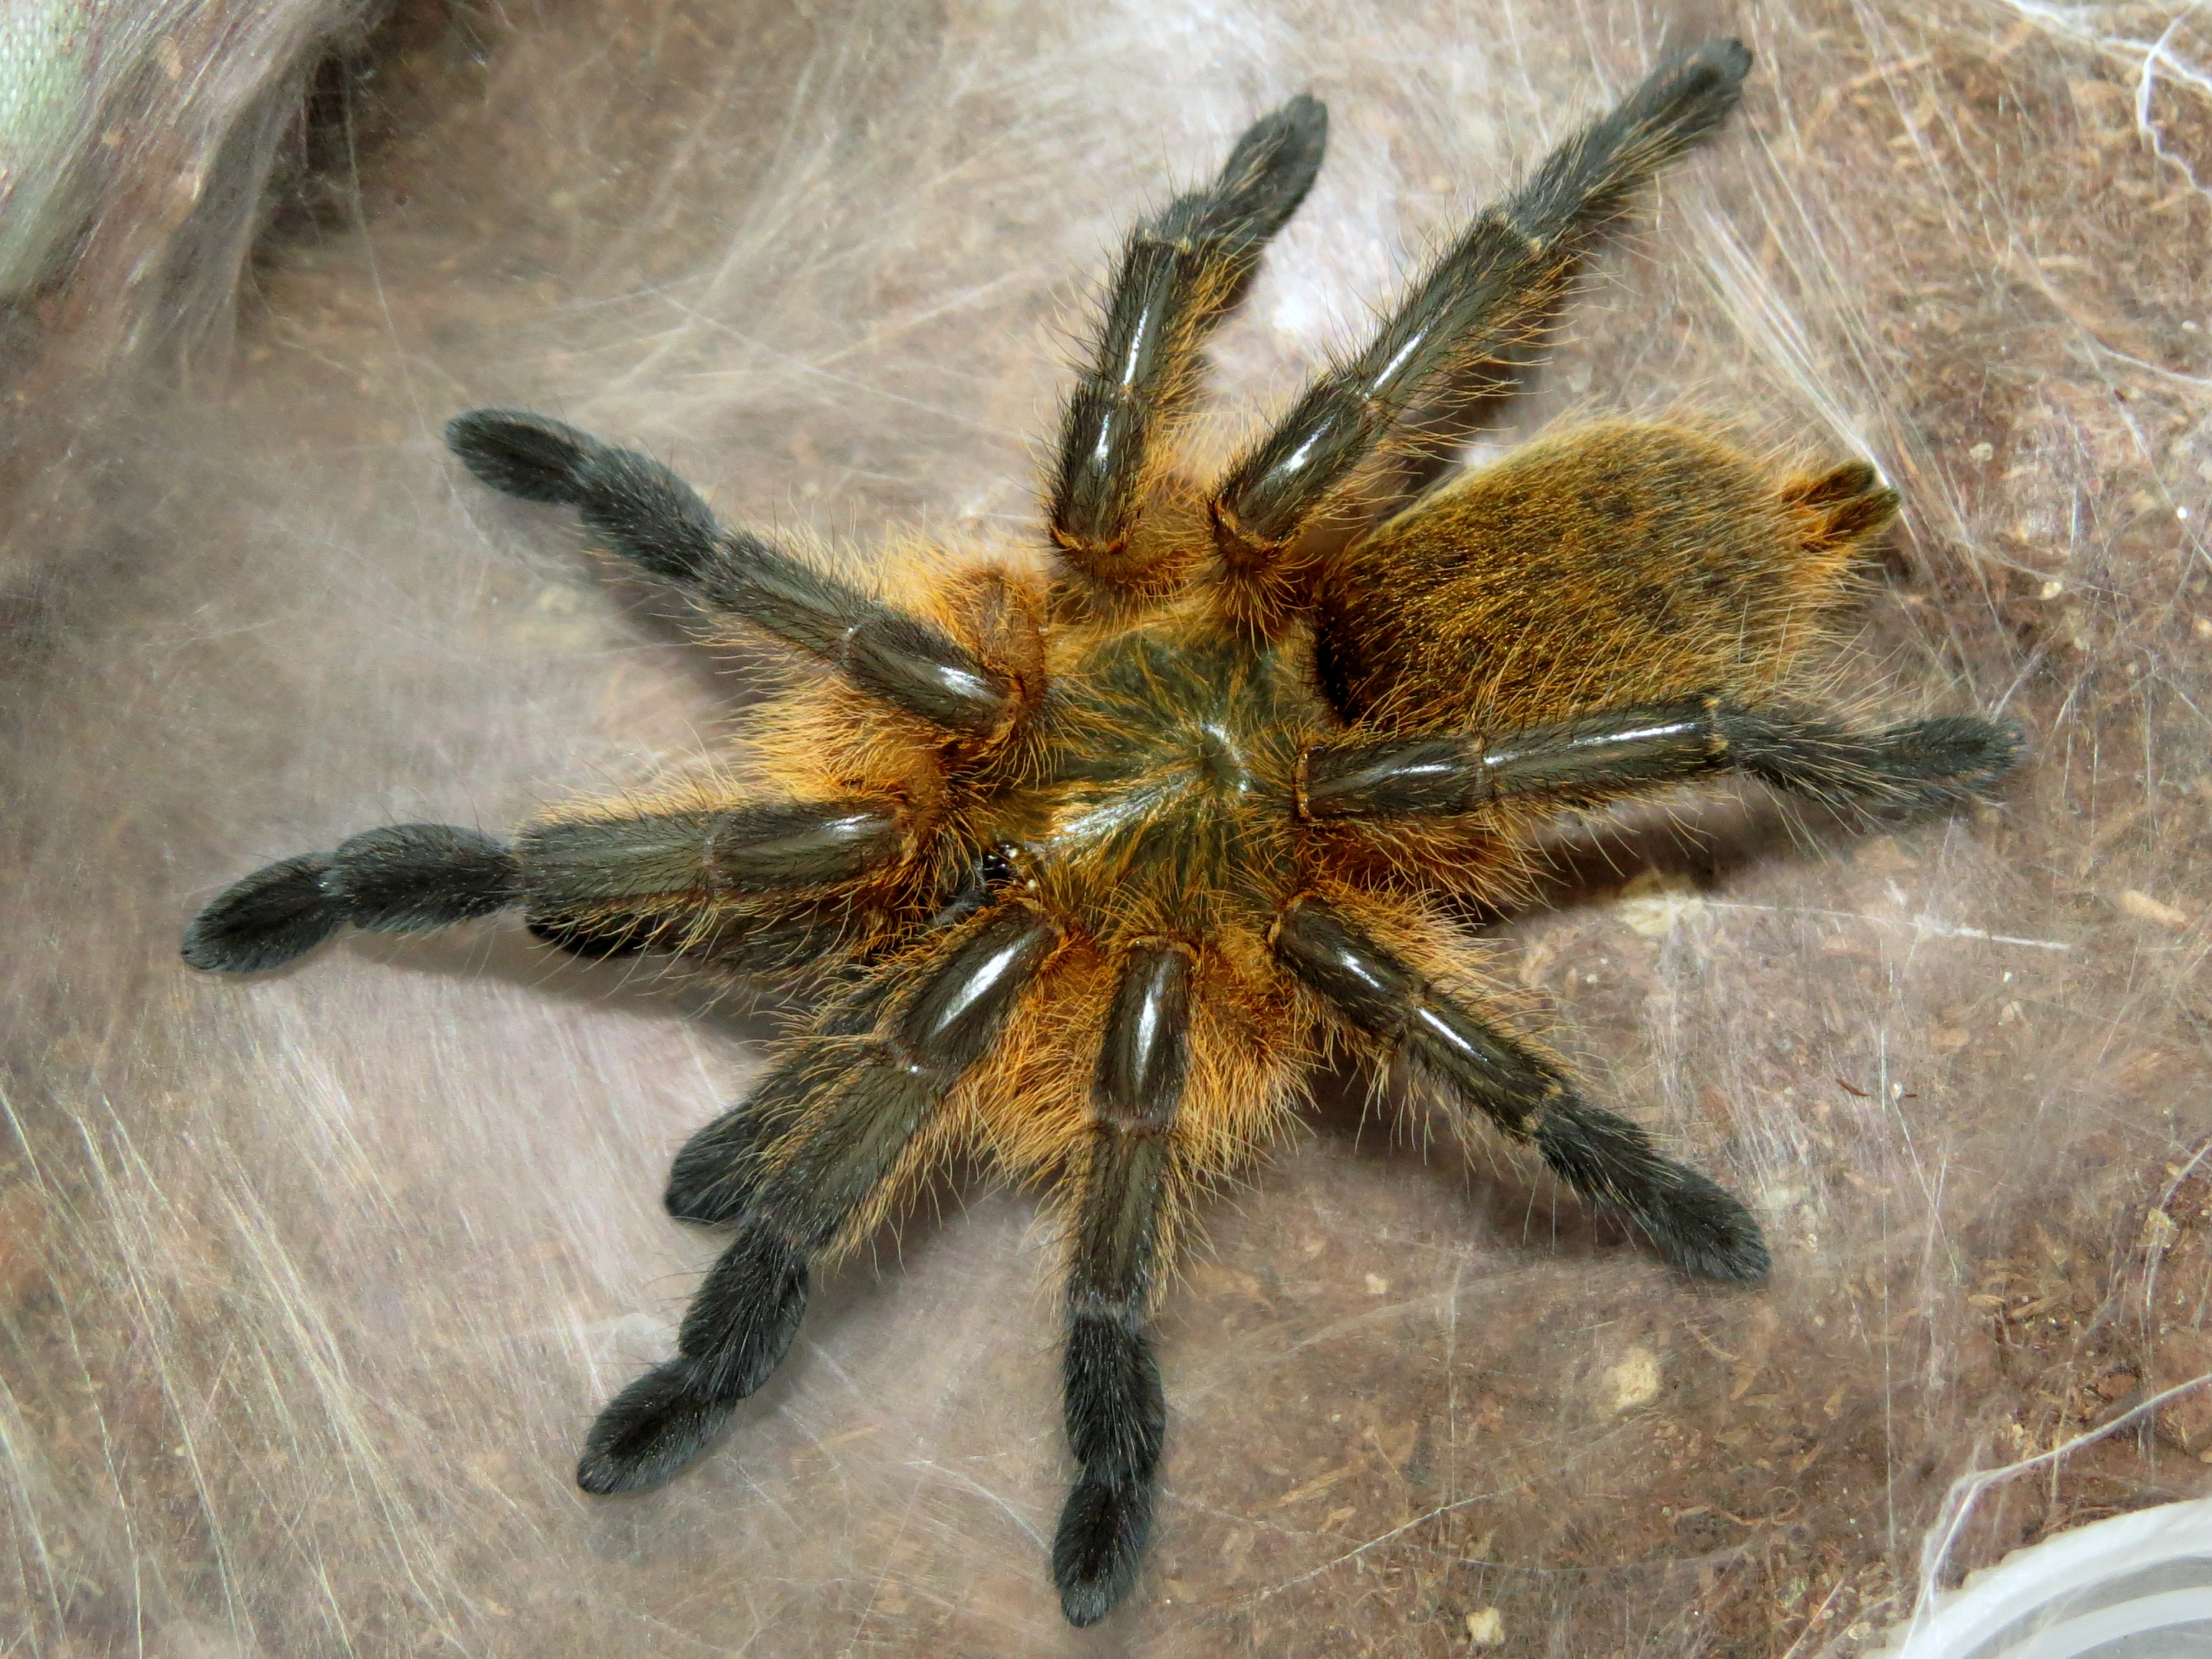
left=577, top=903, right=1058, bottom=1495
left=1298, top=696, right=2027, bottom=821
left=1209, top=39, right=1753, bottom=575
left=181, top=796, right=911, bottom=975
left=1274, top=897, right=1768, bottom=1284
left=1053, top=943, right=1191, bottom=1627
left=662, top=844, right=1018, bottom=1225
left=446, top=411, right=1014, bottom=737
left=517, top=795, right=905, bottom=961
left=658, top=977, right=893, bottom=1228
left=182, top=824, right=519, bottom=973
left=1049, top=95, right=1327, bottom=581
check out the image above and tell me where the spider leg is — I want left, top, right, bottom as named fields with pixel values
left=1053, top=943, right=1191, bottom=1626
left=445, top=411, right=1016, bottom=737
left=183, top=795, right=909, bottom=973
left=662, top=970, right=905, bottom=1225
left=1298, top=697, right=2026, bottom=820
left=577, top=903, right=1058, bottom=1494
left=1050, top=96, right=1327, bottom=587
left=182, top=823, right=518, bottom=972
left=1209, top=40, right=1751, bottom=577
left=522, top=798, right=905, bottom=896
left=661, top=849, right=1008, bottom=1223
left=1274, top=897, right=1768, bottom=1284
left=518, top=793, right=908, bottom=958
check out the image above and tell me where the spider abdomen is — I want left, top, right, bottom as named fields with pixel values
left=1316, top=421, right=1896, bottom=734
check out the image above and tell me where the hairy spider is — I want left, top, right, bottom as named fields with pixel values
left=185, top=40, right=2020, bottom=1625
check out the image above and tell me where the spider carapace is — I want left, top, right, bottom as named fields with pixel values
left=186, top=41, right=2020, bottom=1625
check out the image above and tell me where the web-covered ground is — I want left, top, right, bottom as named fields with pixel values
left=3, top=1, right=2209, bottom=1653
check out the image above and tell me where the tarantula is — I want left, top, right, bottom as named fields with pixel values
left=185, top=40, right=2019, bottom=1625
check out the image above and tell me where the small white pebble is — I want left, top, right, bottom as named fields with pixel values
left=2196, top=618, right=2212, bottom=640
left=2185, top=319, right=2202, bottom=331
left=1467, top=1607, right=1506, bottom=1645
left=1968, top=441, right=1995, bottom=462
left=2040, top=579, right=2065, bottom=599
left=1602, top=1346, right=1662, bottom=1413
left=1364, top=1274, right=1389, bottom=1295
left=2180, top=505, right=2193, bottom=520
